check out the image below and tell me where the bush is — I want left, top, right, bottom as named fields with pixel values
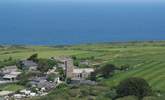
left=17, top=71, right=43, bottom=86
left=56, top=83, right=68, bottom=89
left=105, top=89, right=117, bottom=100
left=80, top=88, right=90, bottom=97
left=47, top=73, right=58, bottom=82
left=90, top=72, right=97, bottom=81
left=37, top=59, right=57, bottom=73
left=99, top=63, right=116, bottom=78
left=27, top=53, right=38, bottom=62
left=56, top=67, right=65, bottom=81
left=143, top=96, right=157, bottom=100
left=116, top=77, right=152, bottom=100
left=116, top=96, right=138, bottom=100
left=66, top=78, right=72, bottom=84
left=120, top=64, right=130, bottom=71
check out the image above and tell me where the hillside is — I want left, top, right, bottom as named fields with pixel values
left=0, top=41, right=165, bottom=99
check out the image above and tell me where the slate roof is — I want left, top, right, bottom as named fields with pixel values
left=21, top=60, right=38, bottom=67
left=29, top=77, right=55, bottom=90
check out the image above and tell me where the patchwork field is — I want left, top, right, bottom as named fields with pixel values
left=0, top=41, right=165, bottom=99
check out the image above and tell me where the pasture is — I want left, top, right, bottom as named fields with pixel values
left=0, top=41, right=165, bottom=99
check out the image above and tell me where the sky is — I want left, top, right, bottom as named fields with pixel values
left=1, top=0, right=165, bottom=3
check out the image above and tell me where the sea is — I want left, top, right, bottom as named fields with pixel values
left=0, top=1, right=165, bottom=45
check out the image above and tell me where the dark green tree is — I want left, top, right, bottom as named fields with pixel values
left=100, top=63, right=116, bottom=78
left=56, top=67, right=65, bottom=81
left=90, top=72, right=97, bottom=81
left=66, top=78, right=72, bottom=84
left=27, top=53, right=38, bottom=62
left=37, top=59, right=56, bottom=73
left=47, top=73, right=58, bottom=82
left=116, top=77, right=152, bottom=100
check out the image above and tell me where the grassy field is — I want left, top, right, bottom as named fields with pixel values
left=0, top=84, right=25, bottom=91
left=0, top=41, right=165, bottom=99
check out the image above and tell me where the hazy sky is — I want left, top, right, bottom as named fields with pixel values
left=1, top=0, right=165, bottom=3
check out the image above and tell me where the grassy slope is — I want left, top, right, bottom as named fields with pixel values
left=0, top=46, right=89, bottom=60
left=0, top=41, right=165, bottom=99
left=70, top=42, right=165, bottom=93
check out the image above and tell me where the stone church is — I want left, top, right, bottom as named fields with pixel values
left=54, top=57, right=94, bottom=80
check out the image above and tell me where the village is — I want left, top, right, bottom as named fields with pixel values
left=0, top=54, right=95, bottom=100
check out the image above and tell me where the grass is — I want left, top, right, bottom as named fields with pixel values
left=28, top=84, right=111, bottom=100
left=0, top=84, right=25, bottom=92
left=0, top=41, right=165, bottom=99
left=0, top=47, right=89, bottom=61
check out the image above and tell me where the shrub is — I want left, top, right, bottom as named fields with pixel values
left=37, top=59, right=57, bottom=73
left=47, top=73, right=58, bottom=82
left=116, top=96, right=138, bottom=100
left=56, top=83, right=68, bottom=89
left=105, top=89, right=117, bottom=100
left=27, top=53, right=38, bottom=62
left=66, top=78, right=72, bottom=84
left=90, top=72, right=97, bottom=81
left=99, top=63, right=116, bottom=78
left=116, top=77, right=152, bottom=100
left=120, top=64, right=130, bottom=71
left=80, top=89, right=90, bottom=97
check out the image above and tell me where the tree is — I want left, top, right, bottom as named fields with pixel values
left=120, top=64, right=130, bottom=71
left=73, top=60, right=79, bottom=66
left=90, top=72, right=97, bottom=81
left=56, top=67, right=65, bottom=81
left=71, top=56, right=77, bottom=60
left=27, top=53, right=38, bottom=62
left=47, top=73, right=58, bottom=82
left=8, top=56, right=13, bottom=61
left=66, top=78, right=72, bottom=84
left=100, top=63, right=116, bottom=78
left=16, top=61, right=24, bottom=70
left=37, top=59, right=56, bottom=73
left=17, top=71, right=43, bottom=86
left=116, top=77, right=152, bottom=100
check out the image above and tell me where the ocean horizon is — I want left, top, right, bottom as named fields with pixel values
left=0, top=1, right=165, bottom=45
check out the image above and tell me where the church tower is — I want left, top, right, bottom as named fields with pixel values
left=64, top=58, right=74, bottom=78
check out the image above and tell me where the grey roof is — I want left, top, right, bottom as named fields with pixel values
left=29, top=78, right=55, bottom=90
left=37, top=80, right=54, bottom=89
left=71, top=80, right=97, bottom=85
left=22, top=60, right=37, bottom=67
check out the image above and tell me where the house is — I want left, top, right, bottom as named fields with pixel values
left=19, top=60, right=38, bottom=71
left=0, top=66, right=21, bottom=81
left=37, top=80, right=55, bottom=91
left=3, top=72, right=21, bottom=81
left=0, top=66, right=18, bottom=75
left=20, top=89, right=31, bottom=95
left=3, top=74, right=16, bottom=81
left=13, top=94, right=26, bottom=99
left=29, top=76, right=59, bottom=91
left=29, top=80, right=55, bottom=91
left=0, top=91, right=14, bottom=97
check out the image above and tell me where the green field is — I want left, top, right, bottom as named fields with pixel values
left=0, top=84, right=25, bottom=91
left=0, top=41, right=165, bottom=99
